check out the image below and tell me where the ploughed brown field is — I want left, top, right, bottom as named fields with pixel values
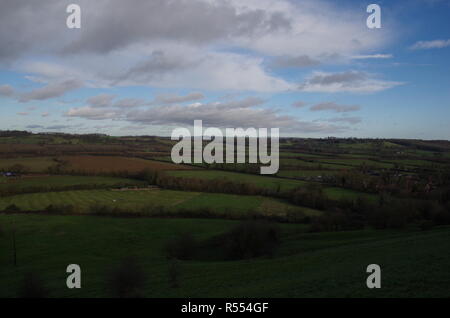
left=60, top=155, right=193, bottom=173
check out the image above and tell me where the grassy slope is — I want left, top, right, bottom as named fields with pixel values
left=167, top=170, right=377, bottom=201
left=0, top=189, right=315, bottom=217
left=167, top=170, right=307, bottom=191
left=61, top=156, right=192, bottom=173
left=277, top=170, right=337, bottom=178
left=0, top=176, right=145, bottom=192
left=315, top=158, right=396, bottom=169
left=0, top=214, right=448, bottom=298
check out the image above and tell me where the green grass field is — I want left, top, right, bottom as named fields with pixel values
left=315, top=158, right=396, bottom=169
left=323, top=187, right=377, bottom=202
left=167, top=170, right=308, bottom=191
left=0, top=214, right=448, bottom=298
left=1, top=136, right=449, bottom=298
left=0, top=176, right=146, bottom=192
left=279, top=152, right=330, bottom=159
left=277, top=170, right=338, bottom=178
left=0, top=157, right=56, bottom=172
left=0, top=189, right=316, bottom=218
left=280, top=159, right=346, bottom=170
left=167, top=170, right=377, bottom=202
left=384, top=159, right=445, bottom=167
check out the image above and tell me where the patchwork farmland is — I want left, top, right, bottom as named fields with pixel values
left=0, top=132, right=450, bottom=297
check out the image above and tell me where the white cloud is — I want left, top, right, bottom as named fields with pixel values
left=1, top=0, right=395, bottom=93
left=65, top=97, right=348, bottom=133
left=351, top=54, right=393, bottom=59
left=411, top=39, right=450, bottom=50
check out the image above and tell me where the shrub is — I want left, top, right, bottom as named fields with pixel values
left=4, top=204, right=21, bottom=213
left=165, top=232, right=197, bottom=260
left=433, top=208, right=450, bottom=225
left=91, top=204, right=114, bottom=216
left=18, top=273, right=48, bottom=298
left=219, top=221, right=280, bottom=260
left=419, top=220, right=435, bottom=231
left=108, top=257, right=147, bottom=298
left=46, top=204, right=75, bottom=215
left=386, top=209, right=408, bottom=229
left=168, top=259, right=181, bottom=288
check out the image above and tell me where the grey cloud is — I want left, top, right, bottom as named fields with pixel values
left=66, top=97, right=346, bottom=133
left=19, top=79, right=83, bottom=102
left=87, top=94, right=116, bottom=107
left=66, top=106, right=119, bottom=120
left=26, top=124, right=44, bottom=129
left=0, top=1, right=393, bottom=93
left=299, top=71, right=402, bottom=93
left=0, top=0, right=67, bottom=61
left=292, top=101, right=307, bottom=108
left=271, top=55, right=320, bottom=69
left=0, top=0, right=387, bottom=64
left=308, top=71, right=366, bottom=86
left=93, top=124, right=118, bottom=130
left=120, top=125, right=149, bottom=131
left=310, top=102, right=360, bottom=113
left=114, top=98, right=148, bottom=108
left=85, top=94, right=147, bottom=108
left=0, top=84, right=14, bottom=97
left=46, top=125, right=75, bottom=130
left=118, top=50, right=198, bottom=84
left=125, top=100, right=343, bottom=133
left=17, top=112, right=28, bottom=116
left=327, top=117, right=362, bottom=124
left=61, top=1, right=291, bottom=55
left=155, top=92, right=205, bottom=104
left=221, top=97, right=265, bottom=109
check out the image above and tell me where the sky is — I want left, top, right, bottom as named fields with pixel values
left=0, top=0, right=449, bottom=139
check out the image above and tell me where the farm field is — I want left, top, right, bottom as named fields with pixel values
left=167, top=169, right=375, bottom=201
left=280, top=158, right=346, bottom=170
left=60, top=156, right=194, bottom=173
left=167, top=170, right=307, bottom=191
left=383, top=159, right=446, bottom=168
left=0, top=157, right=56, bottom=173
left=3, top=0, right=450, bottom=302
left=0, top=176, right=145, bottom=193
left=315, top=158, right=396, bottom=169
left=277, top=170, right=337, bottom=178
left=0, top=133, right=449, bottom=299
left=0, top=189, right=313, bottom=218
left=279, top=152, right=331, bottom=159
left=0, top=214, right=449, bottom=298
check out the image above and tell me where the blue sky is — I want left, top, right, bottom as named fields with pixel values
left=0, top=0, right=449, bottom=139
